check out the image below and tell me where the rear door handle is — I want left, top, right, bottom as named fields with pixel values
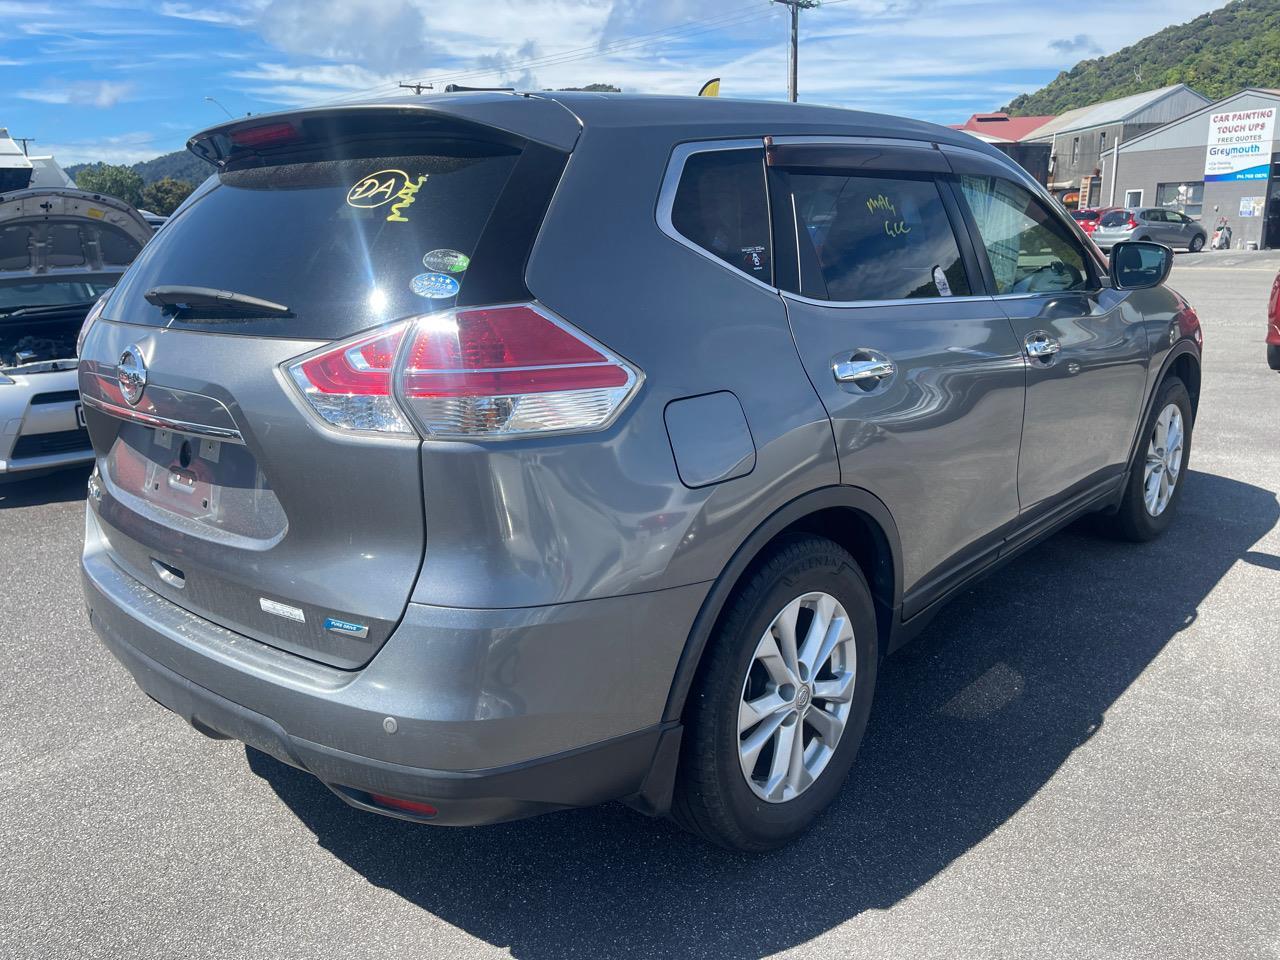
left=833, top=352, right=896, bottom=386
left=1024, top=331, right=1061, bottom=361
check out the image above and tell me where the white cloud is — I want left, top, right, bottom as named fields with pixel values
left=41, top=131, right=160, bottom=165
left=159, top=2, right=252, bottom=26
left=17, top=80, right=137, bottom=107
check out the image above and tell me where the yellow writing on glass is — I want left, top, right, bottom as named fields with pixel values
left=865, top=194, right=910, bottom=239
left=866, top=194, right=896, bottom=215
left=386, top=175, right=428, bottom=223
left=347, top=170, right=409, bottom=208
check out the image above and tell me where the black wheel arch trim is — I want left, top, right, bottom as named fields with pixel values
left=660, top=485, right=903, bottom=725
left=1127, top=342, right=1200, bottom=475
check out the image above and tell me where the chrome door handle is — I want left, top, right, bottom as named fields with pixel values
left=1024, top=332, right=1061, bottom=361
left=834, top=355, right=896, bottom=385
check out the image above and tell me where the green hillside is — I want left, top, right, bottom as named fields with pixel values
left=66, top=149, right=211, bottom=187
left=1003, top=0, right=1280, bottom=115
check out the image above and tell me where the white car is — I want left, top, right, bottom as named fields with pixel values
left=1, top=188, right=151, bottom=480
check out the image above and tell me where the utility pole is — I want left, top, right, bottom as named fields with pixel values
left=774, top=0, right=820, bottom=102
left=398, top=82, right=433, bottom=95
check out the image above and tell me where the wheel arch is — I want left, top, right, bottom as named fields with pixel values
left=660, top=486, right=902, bottom=724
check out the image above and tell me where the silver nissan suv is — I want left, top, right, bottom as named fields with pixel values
left=79, top=93, right=1202, bottom=851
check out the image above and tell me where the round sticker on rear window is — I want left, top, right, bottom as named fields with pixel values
left=422, top=249, right=470, bottom=274
left=410, top=272, right=461, bottom=299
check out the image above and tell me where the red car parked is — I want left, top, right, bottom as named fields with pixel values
left=1268, top=269, right=1280, bottom=370
left=1071, top=207, right=1122, bottom=235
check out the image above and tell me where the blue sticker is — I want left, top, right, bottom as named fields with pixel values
left=410, top=272, right=460, bottom=299
left=324, top=617, right=369, bottom=639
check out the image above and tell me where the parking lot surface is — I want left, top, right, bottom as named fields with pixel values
left=2, top=252, right=1278, bottom=960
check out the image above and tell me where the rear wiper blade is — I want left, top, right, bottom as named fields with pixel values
left=145, top=285, right=291, bottom=316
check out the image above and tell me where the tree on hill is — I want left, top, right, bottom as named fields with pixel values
left=1003, top=0, right=1280, bottom=115
left=140, top=177, right=195, bottom=216
left=73, top=163, right=145, bottom=209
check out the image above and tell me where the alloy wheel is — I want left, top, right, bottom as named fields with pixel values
left=1143, top=402, right=1184, bottom=517
left=737, top=591, right=856, bottom=803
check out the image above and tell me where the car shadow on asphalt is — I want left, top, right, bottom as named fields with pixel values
left=0, top=466, right=90, bottom=510
left=248, top=468, right=1277, bottom=960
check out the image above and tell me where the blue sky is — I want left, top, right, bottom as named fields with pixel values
left=3, top=0, right=1228, bottom=166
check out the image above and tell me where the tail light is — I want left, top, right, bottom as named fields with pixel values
left=284, top=303, right=641, bottom=439
left=1126, top=216, right=1139, bottom=230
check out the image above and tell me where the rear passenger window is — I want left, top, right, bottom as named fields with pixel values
left=959, top=175, right=1091, bottom=294
left=787, top=173, right=970, bottom=302
left=671, top=149, right=772, bottom=282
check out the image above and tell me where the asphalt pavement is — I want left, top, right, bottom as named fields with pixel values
left=2, top=252, right=1277, bottom=960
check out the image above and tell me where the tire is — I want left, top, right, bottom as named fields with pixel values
left=1188, top=233, right=1205, bottom=252
left=671, top=535, right=878, bottom=851
left=1111, top=376, right=1193, bottom=541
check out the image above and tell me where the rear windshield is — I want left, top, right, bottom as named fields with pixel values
left=107, top=143, right=521, bottom=339
left=1099, top=211, right=1130, bottom=227
left=1071, top=210, right=1098, bottom=222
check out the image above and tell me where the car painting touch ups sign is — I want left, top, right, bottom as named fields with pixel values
left=1204, top=107, right=1277, bottom=182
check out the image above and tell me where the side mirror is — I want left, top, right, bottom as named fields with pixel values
left=1109, top=240, right=1173, bottom=290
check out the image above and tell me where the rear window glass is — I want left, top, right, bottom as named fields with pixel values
left=107, top=144, right=520, bottom=339
left=788, top=173, right=970, bottom=302
left=671, top=149, right=773, bottom=282
left=1099, top=211, right=1130, bottom=227
left=1071, top=210, right=1098, bottom=222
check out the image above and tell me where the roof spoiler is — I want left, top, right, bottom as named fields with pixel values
left=188, top=98, right=580, bottom=168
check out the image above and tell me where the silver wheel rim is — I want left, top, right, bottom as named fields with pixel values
left=1143, top=402, right=1184, bottom=517
left=737, top=591, right=856, bottom=803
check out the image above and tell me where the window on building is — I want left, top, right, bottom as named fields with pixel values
left=1124, top=189, right=1144, bottom=208
left=1155, top=181, right=1204, bottom=219
left=784, top=173, right=971, bottom=302
left=1071, top=137, right=1080, bottom=165
left=671, top=148, right=773, bottom=282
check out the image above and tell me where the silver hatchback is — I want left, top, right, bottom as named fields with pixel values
left=1093, top=207, right=1208, bottom=252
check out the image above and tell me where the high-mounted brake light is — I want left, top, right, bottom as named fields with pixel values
left=230, top=121, right=299, bottom=148
left=284, top=303, right=641, bottom=439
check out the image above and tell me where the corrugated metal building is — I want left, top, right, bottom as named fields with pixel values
left=1100, top=89, right=1280, bottom=249
left=1024, top=84, right=1211, bottom=202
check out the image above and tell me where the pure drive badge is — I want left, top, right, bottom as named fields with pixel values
left=324, top=617, right=370, bottom=639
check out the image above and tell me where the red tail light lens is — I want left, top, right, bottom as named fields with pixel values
left=285, top=321, right=413, bottom=434
left=283, top=303, right=640, bottom=439
left=1126, top=217, right=1139, bottom=230
left=397, top=303, right=639, bottom=438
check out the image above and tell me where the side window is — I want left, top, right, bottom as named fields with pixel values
left=959, top=175, right=1091, bottom=294
left=671, top=149, right=772, bottom=282
left=786, top=172, right=971, bottom=302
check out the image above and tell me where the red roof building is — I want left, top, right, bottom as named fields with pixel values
left=949, top=112, right=1056, bottom=143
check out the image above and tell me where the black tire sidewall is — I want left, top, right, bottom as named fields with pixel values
left=1121, top=377, right=1193, bottom=539
left=702, top=540, right=877, bottom=848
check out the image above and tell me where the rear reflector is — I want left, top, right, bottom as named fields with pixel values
left=284, top=303, right=640, bottom=439
left=367, top=794, right=438, bottom=818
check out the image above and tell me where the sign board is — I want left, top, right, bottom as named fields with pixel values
left=1204, top=108, right=1276, bottom=182
left=1239, top=196, right=1265, bottom=217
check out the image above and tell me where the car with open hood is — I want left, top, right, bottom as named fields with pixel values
left=0, top=187, right=152, bottom=480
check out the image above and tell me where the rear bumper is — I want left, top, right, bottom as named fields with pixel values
left=82, top=507, right=702, bottom=825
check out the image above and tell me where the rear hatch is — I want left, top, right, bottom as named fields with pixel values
left=79, top=104, right=573, bottom=668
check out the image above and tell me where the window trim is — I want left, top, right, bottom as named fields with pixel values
left=1124, top=189, right=1144, bottom=207
left=656, top=138, right=777, bottom=293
